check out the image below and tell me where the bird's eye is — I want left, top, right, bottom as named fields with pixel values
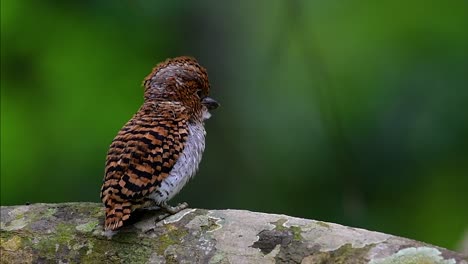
left=196, top=90, right=203, bottom=98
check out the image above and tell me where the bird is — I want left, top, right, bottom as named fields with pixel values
left=100, top=56, right=219, bottom=231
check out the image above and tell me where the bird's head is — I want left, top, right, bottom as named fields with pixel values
left=143, top=56, right=219, bottom=120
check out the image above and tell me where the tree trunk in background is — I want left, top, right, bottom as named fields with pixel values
left=1, top=203, right=466, bottom=263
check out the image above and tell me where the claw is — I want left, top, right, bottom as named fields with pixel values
left=153, top=202, right=189, bottom=225
left=154, top=212, right=171, bottom=222
left=161, top=202, right=189, bottom=214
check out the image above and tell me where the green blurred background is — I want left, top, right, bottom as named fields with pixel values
left=1, top=0, right=467, bottom=250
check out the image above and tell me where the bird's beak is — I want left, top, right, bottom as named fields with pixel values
left=202, top=97, right=220, bottom=110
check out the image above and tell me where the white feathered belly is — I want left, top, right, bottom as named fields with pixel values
left=149, top=122, right=206, bottom=204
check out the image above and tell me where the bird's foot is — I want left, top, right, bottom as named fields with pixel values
left=152, top=202, right=189, bottom=224
left=161, top=202, right=189, bottom=214
left=154, top=212, right=171, bottom=222
left=144, top=205, right=161, bottom=211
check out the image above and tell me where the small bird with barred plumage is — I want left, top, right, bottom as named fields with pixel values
left=100, top=56, right=219, bottom=231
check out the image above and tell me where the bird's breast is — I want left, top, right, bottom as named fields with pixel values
left=149, top=122, right=206, bottom=203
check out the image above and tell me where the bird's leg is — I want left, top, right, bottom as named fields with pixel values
left=141, top=199, right=161, bottom=211
left=160, top=202, right=189, bottom=214
left=152, top=202, right=189, bottom=224
left=154, top=212, right=171, bottom=222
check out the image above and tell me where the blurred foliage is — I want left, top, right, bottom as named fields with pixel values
left=1, top=0, right=467, bottom=250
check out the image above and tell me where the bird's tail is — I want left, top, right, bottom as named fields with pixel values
left=104, top=199, right=132, bottom=231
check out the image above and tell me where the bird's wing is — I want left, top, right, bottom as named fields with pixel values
left=101, top=114, right=188, bottom=230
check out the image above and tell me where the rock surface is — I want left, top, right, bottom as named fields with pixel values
left=0, top=203, right=466, bottom=263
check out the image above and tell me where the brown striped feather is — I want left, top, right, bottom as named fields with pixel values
left=101, top=102, right=189, bottom=230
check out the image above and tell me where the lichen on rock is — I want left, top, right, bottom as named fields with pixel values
left=370, top=247, right=458, bottom=264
